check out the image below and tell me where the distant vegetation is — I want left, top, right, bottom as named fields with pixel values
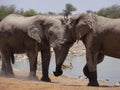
left=0, top=4, right=120, bottom=21
left=0, top=3, right=77, bottom=21
left=87, top=4, right=120, bottom=18
left=97, top=4, right=120, bottom=18
left=0, top=5, right=39, bottom=21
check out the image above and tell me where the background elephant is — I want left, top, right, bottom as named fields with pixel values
left=54, top=13, right=120, bottom=86
left=0, top=14, right=74, bottom=82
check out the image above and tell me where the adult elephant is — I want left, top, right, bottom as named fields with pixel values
left=0, top=14, right=74, bottom=82
left=54, top=13, right=120, bottom=86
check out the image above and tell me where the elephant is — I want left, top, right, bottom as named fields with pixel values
left=0, top=14, right=75, bottom=82
left=54, top=13, right=120, bottom=86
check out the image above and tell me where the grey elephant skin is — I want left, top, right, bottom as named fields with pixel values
left=0, top=14, right=74, bottom=82
left=55, top=13, right=120, bottom=86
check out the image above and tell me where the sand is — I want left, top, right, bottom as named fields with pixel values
left=0, top=71, right=120, bottom=90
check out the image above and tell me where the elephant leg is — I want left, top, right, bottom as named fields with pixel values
left=83, top=64, right=90, bottom=78
left=1, top=59, right=7, bottom=76
left=40, top=47, right=51, bottom=82
left=83, top=53, right=104, bottom=79
left=86, top=50, right=99, bottom=86
left=88, top=71, right=98, bottom=86
left=27, top=51, right=38, bottom=80
left=1, top=52, right=14, bottom=77
left=97, top=53, right=104, bottom=64
left=83, top=65, right=98, bottom=86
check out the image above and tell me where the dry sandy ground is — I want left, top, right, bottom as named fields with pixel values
left=0, top=71, right=120, bottom=90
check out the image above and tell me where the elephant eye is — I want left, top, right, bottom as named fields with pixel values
left=49, top=31, right=53, bottom=37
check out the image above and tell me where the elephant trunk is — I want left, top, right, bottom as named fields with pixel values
left=53, top=45, right=69, bottom=77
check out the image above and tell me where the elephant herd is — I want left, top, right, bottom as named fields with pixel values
left=0, top=13, right=120, bottom=86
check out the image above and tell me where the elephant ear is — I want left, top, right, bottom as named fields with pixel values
left=42, top=20, right=53, bottom=40
left=76, top=25, right=90, bottom=40
left=28, top=25, right=43, bottom=43
left=76, top=13, right=96, bottom=40
left=85, top=13, right=96, bottom=30
left=69, top=14, right=80, bottom=28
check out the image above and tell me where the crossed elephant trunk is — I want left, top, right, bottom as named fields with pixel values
left=53, top=47, right=64, bottom=77
left=53, top=44, right=70, bottom=77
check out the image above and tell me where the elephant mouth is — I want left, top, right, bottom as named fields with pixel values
left=53, top=69, right=63, bottom=77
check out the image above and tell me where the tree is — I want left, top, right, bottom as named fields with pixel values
left=97, top=4, right=120, bottom=18
left=21, top=9, right=38, bottom=16
left=0, top=5, right=17, bottom=21
left=6, top=5, right=16, bottom=14
left=63, top=3, right=76, bottom=15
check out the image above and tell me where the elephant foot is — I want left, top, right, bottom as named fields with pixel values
left=6, top=73, right=15, bottom=78
left=53, top=69, right=63, bottom=77
left=0, top=71, right=14, bottom=78
left=88, top=82, right=99, bottom=87
left=41, top=76, right=51, bottom=82
left=28, top=71, right=39, bottom=81
left=88, top=71, right=99, bottom=87
left=0, top=71, right=6, bottom=76
left=1, top=74, right=14, bottom=78
left=28, top=75, right=39, bottom=81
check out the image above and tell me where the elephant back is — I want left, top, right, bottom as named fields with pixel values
left=0, top=14, right=34, bottom=31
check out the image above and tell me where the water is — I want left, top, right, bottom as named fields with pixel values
left=6, top=55, right=120, bottom=83
left=98, top=56, right=120, bottom=82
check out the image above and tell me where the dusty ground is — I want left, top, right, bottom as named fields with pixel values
left=0, top=71, right=120, bottom=90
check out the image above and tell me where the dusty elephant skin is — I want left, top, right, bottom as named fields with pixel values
left=55, top=13, right=120, bottom=86
left=0, top=14, right=74, bottom=82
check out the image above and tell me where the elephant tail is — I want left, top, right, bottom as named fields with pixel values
left=11, top=54, right=15, bottom=64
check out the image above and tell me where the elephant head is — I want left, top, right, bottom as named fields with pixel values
left=27, top=16, right=75, bottom=76
left=50, top=18, right=75, bottom=76
left=27, top=17, right=70, bottom=44
left=67, top=13, right=96, bottom=41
